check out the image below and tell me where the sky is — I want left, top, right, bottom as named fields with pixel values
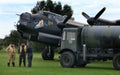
left=0, top=0, right=120, bottom=39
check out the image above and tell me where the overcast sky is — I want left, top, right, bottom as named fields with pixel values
left=0, top=0, right=120, bottom=38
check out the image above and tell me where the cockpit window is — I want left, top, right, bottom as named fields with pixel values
left=43, top=11, right=65, bottom=24
left=35, top=11, right=66, bottom=27
left=48, top=13, right=64, bottom=24
left=43, top=12, right=48, bottom=17
left=34, top=20, right=44, bottom=28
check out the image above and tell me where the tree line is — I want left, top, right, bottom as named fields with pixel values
left=3, top=30, right=45, bottom=52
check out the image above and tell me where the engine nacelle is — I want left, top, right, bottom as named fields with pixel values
left=38, top=32, right=61, bottom=46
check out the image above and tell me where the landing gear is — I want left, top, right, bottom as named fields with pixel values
left=42, top=46, right=54, bottom=60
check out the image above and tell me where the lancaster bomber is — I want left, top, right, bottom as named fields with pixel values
left=16, top=10, right=83, bottom=60
left=16, top=7, right=120, bottom=60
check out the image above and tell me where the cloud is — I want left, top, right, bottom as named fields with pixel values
left=0, top=21, right=16, bottom=38
left=0, top=0, right=37, bottom=4
left=0, top=3, right=34, bottom=13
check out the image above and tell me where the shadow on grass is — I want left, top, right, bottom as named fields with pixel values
left=42, top=58, right=60, bottom=62
left=84, top=66, right=114, bottom=71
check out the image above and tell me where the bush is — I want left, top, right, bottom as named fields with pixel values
left=31, top=42, right=45, bottom=52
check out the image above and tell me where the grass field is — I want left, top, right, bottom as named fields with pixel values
left=0, top=49, right=120, bottom=75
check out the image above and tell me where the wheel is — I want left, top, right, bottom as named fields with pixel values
left=42, top=48, right=54, bottom=60
left=113, top=53, right=120, bottom=70
left=60, top=51, right=75, bottom=68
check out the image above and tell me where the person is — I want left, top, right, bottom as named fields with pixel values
left=26, top=43, right=33, bottom=67
left=6, top=43, right=16, bottom=67
left=35, top=20, right=44, bottom=28
left=19, top=43, right=27, bottom=67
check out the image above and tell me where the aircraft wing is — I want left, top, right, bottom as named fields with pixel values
left=66, top=20, right=85, bottom=26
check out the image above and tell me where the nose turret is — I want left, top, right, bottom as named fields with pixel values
left=16, top=12, right=34, bottom=33
left=19, top=12, right=31, bottom=26
left=20, top=12, right=31, bottom=21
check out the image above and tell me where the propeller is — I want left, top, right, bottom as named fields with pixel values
left=63, top=15, right=70, bottom=23
left=82, top=7, right=106, bottom=25
left=57, top=15, right=72, bottom=29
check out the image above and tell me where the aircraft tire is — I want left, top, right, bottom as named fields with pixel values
left=113, top=53, right=120, bottom=70
left=42, top=48, right=54, bottom=60
left=60, top=51, right=75, bottom=68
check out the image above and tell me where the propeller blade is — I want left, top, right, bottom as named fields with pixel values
left=16, top=14, right=20, bottom=16
left=94, top=7, right=106, bottom=19
left=63, top=16, right=69, bottom=23
left=63, top=15, right=72, bottom=24
left=57, top=15, right=72, bottom=30
left=82, top=12, right=90, bottom=19
left=57, top=15, right=70, bottom=30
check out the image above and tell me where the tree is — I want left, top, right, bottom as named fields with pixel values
left=3, top=30, right=45, bottom=52
left=31, top=42, right=45, bottom=52
left=31, top=0, right=73, bottom=19
left=46, top=0, right=54, bottom=11
left=62, top=4, right=73, bottom=21
left=3, top=30, right=21, bottom=46
left=54, top=2, right=62, bottom=14
left=31, top=0, right=46, bottom=13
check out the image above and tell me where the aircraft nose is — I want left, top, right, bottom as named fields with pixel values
left=17, top=12, right=35, bottom=29
left=19, top=12, right=31, bottom=25
left=20, top=12, right=31, bottom=20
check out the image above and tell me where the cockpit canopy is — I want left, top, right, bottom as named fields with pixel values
left=18, top=11, right=67, bottom=29
left=38, top=11, right=67, bottom=24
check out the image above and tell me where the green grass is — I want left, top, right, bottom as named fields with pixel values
left=0, top=49, right=120, bottom=75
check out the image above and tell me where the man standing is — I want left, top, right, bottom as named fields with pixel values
left=19, top=43, right=27, bottom=67
left=27, top=43, right=33, bottom=67
left=6, top=43, right=16, bottom=67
